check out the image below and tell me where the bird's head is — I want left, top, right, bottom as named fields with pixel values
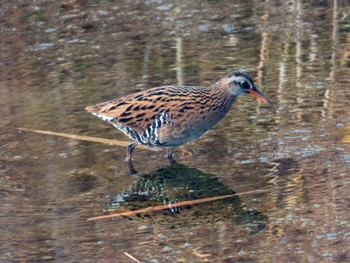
left=223, top=69, right=272, bottom=106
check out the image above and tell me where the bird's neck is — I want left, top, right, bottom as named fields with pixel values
left=206, top=81, right=237, bottom=115
left=211, top=80, right=237, bottom=104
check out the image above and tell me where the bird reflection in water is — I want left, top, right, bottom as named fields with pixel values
left=104, top=164, right=267, bottom=234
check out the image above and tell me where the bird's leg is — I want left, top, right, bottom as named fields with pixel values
left=166, top=148, right=177, bottom=165
left=126, top=142, right=138, bottom=175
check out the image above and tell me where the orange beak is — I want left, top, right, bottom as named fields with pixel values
left=249, top=86, right=272, bottom=106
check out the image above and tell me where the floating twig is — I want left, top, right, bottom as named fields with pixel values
left=124, top=252, right=142, bottom=263
left=87, top=189, right=270, bottom=222
left=17, top=127, right=159, bottom=151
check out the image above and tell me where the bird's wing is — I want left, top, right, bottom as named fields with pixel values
left=85, top=86, right=210, bottom=134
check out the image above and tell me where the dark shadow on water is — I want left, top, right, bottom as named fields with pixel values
left=106, top=164, right=267, bottom=234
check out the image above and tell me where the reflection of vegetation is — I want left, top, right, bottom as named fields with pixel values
left=54, top=31, right=63, bottom=40
left=36, top=11, right=45, bottom=22
left=341, top=125, right=350, bottom=143
left=73, top=59, right=84, bottom=72
left=106, top=164, right=267, bottom=233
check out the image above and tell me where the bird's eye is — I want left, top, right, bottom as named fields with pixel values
left=241, top=81, right=250, bottom=90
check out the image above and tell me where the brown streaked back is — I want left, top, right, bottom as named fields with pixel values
left=85, top=84, right=225, bottom=135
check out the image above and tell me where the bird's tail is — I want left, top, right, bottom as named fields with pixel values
left=85, top=105, right=100, bottom=113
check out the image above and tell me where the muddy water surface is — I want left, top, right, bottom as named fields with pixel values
left=1, top=1, right=350, bottom=262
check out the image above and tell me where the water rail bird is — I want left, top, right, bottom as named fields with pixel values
left=85, top=70, right=272, bottom=174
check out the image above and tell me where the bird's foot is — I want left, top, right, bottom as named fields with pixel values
left=126, top=159, right=137, bottom=175
left=125, top=142, right=138, bottom=174
left=165, top=148, right=177, bottom=166
left=167, top=156, right=177, bottom=166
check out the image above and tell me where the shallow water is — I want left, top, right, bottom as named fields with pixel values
left=1, top=0, right=350, bottom=262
